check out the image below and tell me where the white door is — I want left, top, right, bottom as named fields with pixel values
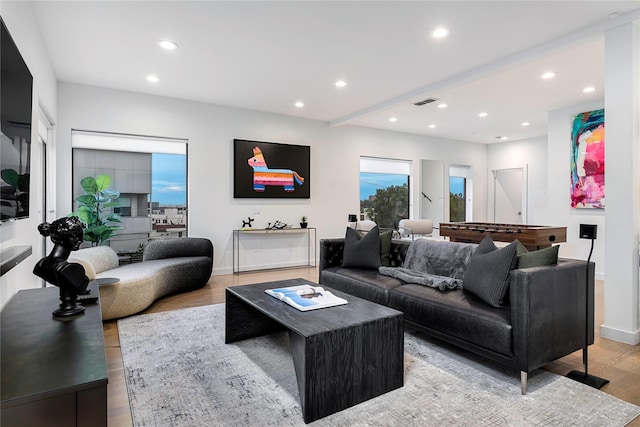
left=493, top=168, right=524, bottom=224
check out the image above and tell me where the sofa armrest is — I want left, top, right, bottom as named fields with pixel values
left=68, top=246, right=120, bottom=279
left=143, top=237, right=213, bottom=261
left=319, top=238, right=345, bottom=271
left=509, top=258, right=594, bottom=372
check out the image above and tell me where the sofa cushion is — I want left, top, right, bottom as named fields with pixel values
left=515, top=241, right=559, bottom=269
left=357, top=228, right=393, bottom=266
left=321, top=267, right=402, bottom=305
left=462, top=236, right=518, bottom=308
left=389, top=284, right=512, bottom=357
left=342, top=226, right=381, bottom=269
left=402, top=239, right=476, bottom=279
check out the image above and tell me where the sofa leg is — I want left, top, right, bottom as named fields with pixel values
left=521, top=371, right=528, bottom=395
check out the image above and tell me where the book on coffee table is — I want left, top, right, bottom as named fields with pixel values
left=265, top=284, right=348, bottom=311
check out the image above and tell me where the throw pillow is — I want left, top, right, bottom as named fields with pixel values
left=462, top=236, right=518, bottom=308
left=515, top=240, right=559, bottom=269
left=357, top=228, right=393, bottom=266
left=342, top=226, right=381, bottom=269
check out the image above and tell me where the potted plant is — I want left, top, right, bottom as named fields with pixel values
left=300, top=216, right=308, bottom=228
left=69, top=174, right=123, bottom=246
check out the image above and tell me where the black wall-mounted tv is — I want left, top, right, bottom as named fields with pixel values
left=1, top=18, right=33, bottom=222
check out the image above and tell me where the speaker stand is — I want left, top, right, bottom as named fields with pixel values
left=566, top=236, right=609, bottom=390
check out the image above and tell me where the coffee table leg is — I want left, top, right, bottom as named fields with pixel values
left=289, top=315, right=403, bottom=423
left=225, top=289, right=285, bottom=343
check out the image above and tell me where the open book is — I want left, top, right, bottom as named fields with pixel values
left=265, top=284, right=348, bottom=311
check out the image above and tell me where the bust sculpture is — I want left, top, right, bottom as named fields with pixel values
left=33, top=216, right=90, bottom=318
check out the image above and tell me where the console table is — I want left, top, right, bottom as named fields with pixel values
left=233, top=227, right=316, bottom=274
left=1, top=284, right=108, bottom=427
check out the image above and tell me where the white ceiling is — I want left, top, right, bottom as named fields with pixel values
left=29, top=1, right=640, bottom=144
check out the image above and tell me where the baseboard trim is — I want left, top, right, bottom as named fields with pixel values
left=599, top=324, right=640, bottom=345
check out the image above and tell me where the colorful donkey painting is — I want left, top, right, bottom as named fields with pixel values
left=247, top=147, right=305, bottom=192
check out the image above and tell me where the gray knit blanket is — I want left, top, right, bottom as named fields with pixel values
left=379, top=239, right=476, bottom=291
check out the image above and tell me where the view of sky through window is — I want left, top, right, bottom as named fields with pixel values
left=450, top=176, right=465, bottom=195
left=360, top=172, right=407, bottom=200
left=152, top=153, right=186, bottom=205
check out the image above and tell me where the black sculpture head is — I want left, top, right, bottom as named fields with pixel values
left=38, top=216, right=85, bottom=251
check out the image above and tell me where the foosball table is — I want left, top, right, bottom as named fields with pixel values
left=439, top=222, right=566, bottom=250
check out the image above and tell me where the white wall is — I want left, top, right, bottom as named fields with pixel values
left=488, top=136, right=547, bottom=225
left=57, top=83, right=488, bottom=275
left=0, top=3, right=58, bottom=309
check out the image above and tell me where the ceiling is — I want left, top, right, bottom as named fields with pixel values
left=29, top=1, right=640, bottom=144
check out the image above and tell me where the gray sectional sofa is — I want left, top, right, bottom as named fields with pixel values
left=69, top=237, right=213, bottom=320
left=319, top=236, right=594, bottom=394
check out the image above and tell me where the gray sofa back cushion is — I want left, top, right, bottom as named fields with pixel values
left=144, top=237, right=213, bottom=261
left=402, top=239, right=477, bottom=279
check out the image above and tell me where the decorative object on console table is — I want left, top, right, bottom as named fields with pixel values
left=439, top=222, right=566, bottom=251
left=241, top=216, right=254, bottom=229
left=300, top=215, right=308, bottom=228
left=566, top=224, right=609, bottom=389
left=32, top=216, right=90, bottom=318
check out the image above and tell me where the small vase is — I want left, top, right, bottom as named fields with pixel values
left=300, top=222, right=308, bottom=228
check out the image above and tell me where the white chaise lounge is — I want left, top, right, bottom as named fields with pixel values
left=69, top=237, right=213, bottom=320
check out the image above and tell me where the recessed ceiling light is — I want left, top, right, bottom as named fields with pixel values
left=431, top=27, right=449, bottom=39
left=295, top=101, right=304, bottom=108
left=521, top=122, right=530, bottom=126
left=335, top=80, right=347, bottom=87
left=158, top=40, right=178, bottom=50
left=496, top=136, right=508, bottom=141
left=609, top=12, right=619, bottom=19
left=146, top=75, right=160, bottom=83
left=389, top=117, right=397, bottom=122
left=478, top=112, right=488, bottom=117
left=541, top=71, right=557, bottom=79
left=428, top=124, right=436, bottom=129
left=437, top=103, right=448, bottom=109
left=583, top=86, right=595, bottom=93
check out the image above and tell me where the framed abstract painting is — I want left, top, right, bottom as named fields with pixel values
left=233, top=139, right=310, bottom=199
left=570, top=109, right=604, bottom=209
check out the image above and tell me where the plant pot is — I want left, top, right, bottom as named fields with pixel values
left=300, top=222, right=308, bottom=228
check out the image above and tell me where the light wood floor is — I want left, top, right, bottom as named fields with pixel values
left=103, top=268, right=640, bottom=427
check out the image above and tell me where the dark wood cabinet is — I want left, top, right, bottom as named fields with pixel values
left=1, top=286, right=108, bottom=427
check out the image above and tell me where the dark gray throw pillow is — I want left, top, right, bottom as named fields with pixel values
left=462, top=236, right=518, bottom=308
left=342, top=226, right=381, bottom=269
left=357, top=228, right=392, bottom=266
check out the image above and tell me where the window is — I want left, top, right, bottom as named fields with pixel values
left=71, top=131, right=187, bottom=254
left=360, top=157, right=411, bottom=229
left=449, top=177, right=466, bottom=222
left=449, top=165, right=472, bottom=222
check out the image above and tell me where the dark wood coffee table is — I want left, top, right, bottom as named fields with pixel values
left=225, top=278, right=404, bottom=423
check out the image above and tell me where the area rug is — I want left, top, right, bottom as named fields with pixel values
left=118, top=304, right=640, bottom=426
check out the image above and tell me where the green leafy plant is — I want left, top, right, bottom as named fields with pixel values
left=69, top=174, right=122, bottom=246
